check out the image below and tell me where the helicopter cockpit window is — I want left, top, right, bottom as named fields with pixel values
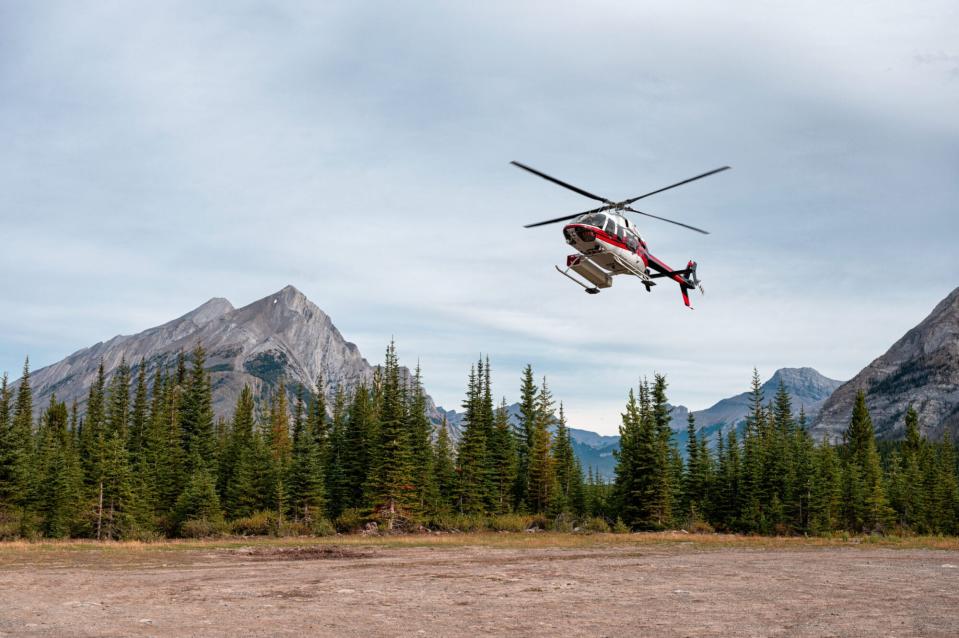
left=604, top=218, right=617, bottom=235
left=579, top=213, right=605, bottom=228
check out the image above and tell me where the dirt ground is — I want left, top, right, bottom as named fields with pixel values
left=1, top=535, right=958, bottom=637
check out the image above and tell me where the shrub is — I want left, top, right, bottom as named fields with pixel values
left=552, top=513, right=575, bottom=533
left=688, top=519, right=715, bottom=534
left=180, top=518, right=220, bottom=539
left=580, top=517, right=611, bottom=534
left=277, top=520, right=311, bottom=537
left=490, top=514, right=532, bottom=532
left=613, top=517, right=630, bottom=534
left=310, top=518, right=336, bottom=537
left=334, top=508, right=368, bottom=533
left=429, top=513, right=488, bottom=532
left=231, top=511, right=277, bottom=536
left=0, top=510, right=22, bottom=541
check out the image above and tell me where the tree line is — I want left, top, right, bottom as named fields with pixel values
left=607, top=371, right=959, bottom=535
left=1, top=346, right=957, bottom=539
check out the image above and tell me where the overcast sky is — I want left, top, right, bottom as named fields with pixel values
left=2, top=1, right=958, bottom=434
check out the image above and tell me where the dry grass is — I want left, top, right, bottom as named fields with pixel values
left=2, top=530, right=959, bottom=562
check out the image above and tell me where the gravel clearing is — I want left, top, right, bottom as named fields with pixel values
left=1, top=542, right=958, bottom=637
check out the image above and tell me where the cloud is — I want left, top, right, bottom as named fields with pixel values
left=1, top=0, right=958, bottom=433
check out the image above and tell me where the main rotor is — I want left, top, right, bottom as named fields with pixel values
left=511, top=161, right=730, bottom=234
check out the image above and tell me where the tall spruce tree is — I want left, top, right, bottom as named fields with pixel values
left=456, top=365, right=492, bottom=514
left=526, top=377, right=556, bottom=514
left=368, top=342, right=415, bottom=524
left=490, top=399, right=518, bottom=514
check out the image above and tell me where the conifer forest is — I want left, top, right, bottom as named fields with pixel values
left=1, top=342, right=957, bottom=541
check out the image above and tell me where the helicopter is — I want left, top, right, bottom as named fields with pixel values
left=512, top=161, right=730, bottom=308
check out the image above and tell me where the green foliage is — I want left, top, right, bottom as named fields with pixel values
left=4, top=343, right=959, bottom=540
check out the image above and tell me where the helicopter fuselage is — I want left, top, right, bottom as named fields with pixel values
left=559, top=212, right=697, bottom=303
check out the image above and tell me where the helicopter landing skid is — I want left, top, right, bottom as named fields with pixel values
left=554, top=265, right=601, bottom=294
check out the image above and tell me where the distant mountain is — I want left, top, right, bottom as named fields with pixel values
left=812, top=287, right=959, bottom=442
left=676, top=367, right=843, bottom=433
left=18, top=285, right=443, bottom=427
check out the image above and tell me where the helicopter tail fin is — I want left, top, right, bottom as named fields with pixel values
left=679, top=260, right=700, bottom=309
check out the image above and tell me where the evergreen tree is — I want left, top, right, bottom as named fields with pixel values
left=341, top=384, right=374, bottom=510
left=433, top=419, right=457, bottom=511
left=648, top=374, right=674, bottom=528
left=180, top=344, right=216, bottom=474
left=174, top=457, right=223, bottom=534
left=740, top=369, right=766, bottom=532
left=34, top=396, right=84, bottom=537
left=456, top=365, right=492, bottom=514
left=325, top=386, right=350, bottom=518
left=552, top=403, right=582, bottom=515
left=287, top=386, right=325, bottom=522
left=513, top=365, right=538, bottom=510
left=128, top=362, right=149, bottom=466
left=4, top=359, right=36, bottom=509
left=490, top=399, right=518, bottom=514
left=843, top=391, right=892, bottom=532
left=223, top=386, right=261, bottom=518
left=407, top=365, right=438, bottom=513
left=809, top=439, right=843, bottom=533
left=367, top=342, right=415, bottom=525
left=613, top=387, right=643, bottom=527
left=526, top=377, right=556, bottom=514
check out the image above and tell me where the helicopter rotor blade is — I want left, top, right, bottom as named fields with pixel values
left=623, top=166, right=730, bottom=205
left=523, top=204, right=611, bottom=228
left=624, top=206, right=709, bottom=235
left=511, top=161, right=612, bottom=204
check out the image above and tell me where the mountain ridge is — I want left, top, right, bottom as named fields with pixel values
left=17, top=285, right=441, bottom=426
left=812, top=286, right=959, bottom=441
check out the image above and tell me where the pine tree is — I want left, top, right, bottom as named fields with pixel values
left=128, top=361, right=149, bottom=466
left=456, top=365, right=492, bottom=514
left=0, top=372, right=19, bottom=506
left=286, top=386, right=325, bottom=523
left=5, top=359, right=36, bottom=509
left=180, top=344, right=216, bottom=474
left=740, top=369, right=766, bottom=532
left=433, top=419, right=457, bottom=511
left=489, top=399, right=518, bottom=514
left=325, top=386, right=350, bottom=518
left=223, top=386, right=261, bottom=519
left=552, top=403, right=582, bottom=515
left=843, top=391, right=892, bottom=532
left=613, top=387, right=643, bottom=528
left=809, top=439, right=842, bottom=533
left=648, top=374, right=674, bottom=528
left=514, top=365, right=538, bottom=510
left=265, top=383, right=291, bottom=515
left=367, top=342, right=415, bottom=526
left=34, top=396, right=84, bottom=537
left=174, top=457, right=223, bottom=534
left=526, top=377, right=556, bottom=514
left=341, top=384, right=374, bottom=511
left=407, top=365, right=437, bottom=514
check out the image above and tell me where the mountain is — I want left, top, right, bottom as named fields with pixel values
left=812, top=287, right=959, bottom=442
left=19, top=285, right=442, bottom=426
left=678, top=367, right=843, bottom=434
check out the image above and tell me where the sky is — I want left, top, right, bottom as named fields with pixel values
left=1, top=1, right=958, bottom=434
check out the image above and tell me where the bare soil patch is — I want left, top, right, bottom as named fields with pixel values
left=225, top=545, right=372, bottom=561
left=1, top=535, right=958, bottom=637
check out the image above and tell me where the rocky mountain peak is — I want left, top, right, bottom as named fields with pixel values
left=812, top=287, right=959, bottom=441
left=18, top=286, right=438, bottom=426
